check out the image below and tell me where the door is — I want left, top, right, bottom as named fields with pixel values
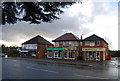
left=96, top=52, right=100, bottom=61
left=58, top=51, right=62, bottom=59
left=54, top=51, right=59, bottom=58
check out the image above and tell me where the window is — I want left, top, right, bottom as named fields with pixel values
left=59, top=42, right=63, bottom=46
left=90, top=42, right=95, bottom=46
left=85, top=41, right=90, bottom=46
left=95, top=41, right=100, bottom=46
left=65, top=51, right=68, bottom=58
left=55, top=42, right=59, bottom=47
left=48, top=51, right=52, bottom=57
left=65, top=41, right=69, bottom=46
left=74, top=41, right=78, bottom=46
left=96, top=52, right=100, bottom=58
left=86, top=51, right=89, bottom=59
left=70, top=51, right=75, bottom=58
left=58, top=51, right=62, bottom=57
left=65, top=51, right=75, bottom=58
left=54, top=51, right=58, bottom=58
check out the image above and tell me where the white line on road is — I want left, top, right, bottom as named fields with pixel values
left=26, top=67, right=59, bottom=74
left=12, top=60, right=18, bottom=62
left=75, top=74, right=109, bottom=79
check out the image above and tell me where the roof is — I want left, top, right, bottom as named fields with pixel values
left=22, top=35, right=53, bottom=45
left=52, top=33, right=80, bottom=42
left=83, top=34, right=108, bottom=45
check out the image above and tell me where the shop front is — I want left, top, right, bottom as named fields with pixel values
left=46, top=47, right=78, bottom=59
left=82, top=48, right=105, bottom=61
left=46, top=47, right=63, bottom=59
left=64, top=47, right=77, bottom=59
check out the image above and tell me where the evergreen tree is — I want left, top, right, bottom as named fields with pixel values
left=2, top=2, right=77, bottom=25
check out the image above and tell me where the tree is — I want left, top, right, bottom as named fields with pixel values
left=6, top=50, right=20, bottom=56
left=2, top=2, right=78, bottom=25
left=1, top=44, right=6, bottom=53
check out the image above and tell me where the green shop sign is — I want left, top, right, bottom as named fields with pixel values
left=46, top=47, right=63, bottom=50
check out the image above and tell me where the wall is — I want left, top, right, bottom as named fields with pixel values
left=37, top=44, right=52, bottom=58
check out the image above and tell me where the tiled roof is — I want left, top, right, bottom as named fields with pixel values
left=52, top=33, right=80, bottom=42
left=83, top=34, right=108, bottom=45
left=22, top=35, right=53, bottom=45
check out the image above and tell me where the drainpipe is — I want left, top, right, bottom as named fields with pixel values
left=80, top=35, right=83, bottom=60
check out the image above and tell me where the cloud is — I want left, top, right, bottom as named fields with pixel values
left=1, top=1, right=118, bottom=50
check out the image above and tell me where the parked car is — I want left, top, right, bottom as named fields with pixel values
left=0, top=53, right=5, bottom=57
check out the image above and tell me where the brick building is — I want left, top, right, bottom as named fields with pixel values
left=46, top=33, right=81, bottom=59
left=82, top=34, right=108, bottom=61
left=19, top=35, right=53, bottom=58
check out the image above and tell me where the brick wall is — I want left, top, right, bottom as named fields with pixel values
left=36, top=44, right=53, bottom=58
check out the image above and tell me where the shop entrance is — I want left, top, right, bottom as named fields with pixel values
left=64, top=50, right=75, bottom=59
left=85, top=51, right=100, bottom=61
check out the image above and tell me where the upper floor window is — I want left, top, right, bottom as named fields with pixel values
left=85, top=41, right=90, bottom=46
left=95, top=41, right=100, bottom=46
left=65, top=41, right=69, bottom=46
left=74, top=41, right=78, bottom=46
left=90, top=42, right=95, bottom=46
left=59, top=42, right=63, bottom=46
left=55, top=42, right=59, bottom=47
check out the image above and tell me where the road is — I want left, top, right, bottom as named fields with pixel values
left=2, top=57, right=119, bottom=79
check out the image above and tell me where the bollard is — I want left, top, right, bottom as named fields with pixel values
left=5, top=55, right=8, bottom=58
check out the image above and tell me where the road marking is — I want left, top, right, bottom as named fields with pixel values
left=12, top=60, right=18, bottom=62
left=75, top=74, right=109, bottom=79
left=26, top=67, right=59, bottom=74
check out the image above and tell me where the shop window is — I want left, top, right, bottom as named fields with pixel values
left=54, top=51, right=58, bottom=58
left=95, top=41, right=100, bottom=46
left=65, top=51, right=68, bottom=58
left=70, top=51, right=75, bottom=58
left=89, top=51, right=92, bottom=57
left=58, top=51, right=62, bottom=57
left=96, top=52, right=100, bottom=59
left=86, top=51, right=89, bottom=60
left=48, top=51, right=52, bottom=57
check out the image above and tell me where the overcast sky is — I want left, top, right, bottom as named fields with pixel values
left=1, top=0, right=119, bottom=50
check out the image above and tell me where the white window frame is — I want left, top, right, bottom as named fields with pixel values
left=65, top=41, right=69, bottom=46
left=64, top=51, right=75, bottom=59
left=59, top=42, right=63, bottom=46
left=95, top=41, right=100, bottom=46
left=74, top=41, right=78, bottom=46
left=85, top=41, right=90, bottom=46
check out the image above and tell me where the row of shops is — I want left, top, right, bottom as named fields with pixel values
left=20, top=33, right=108, bottom=61
left=46, top=33, right=108, bottom=61
left=46, top=47, right=107, bottom=61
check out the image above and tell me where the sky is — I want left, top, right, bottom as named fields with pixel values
left=0, top=0, right=119, bottom=50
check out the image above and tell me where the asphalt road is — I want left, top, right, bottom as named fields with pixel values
left=2, top=57, right=119, bottom=79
